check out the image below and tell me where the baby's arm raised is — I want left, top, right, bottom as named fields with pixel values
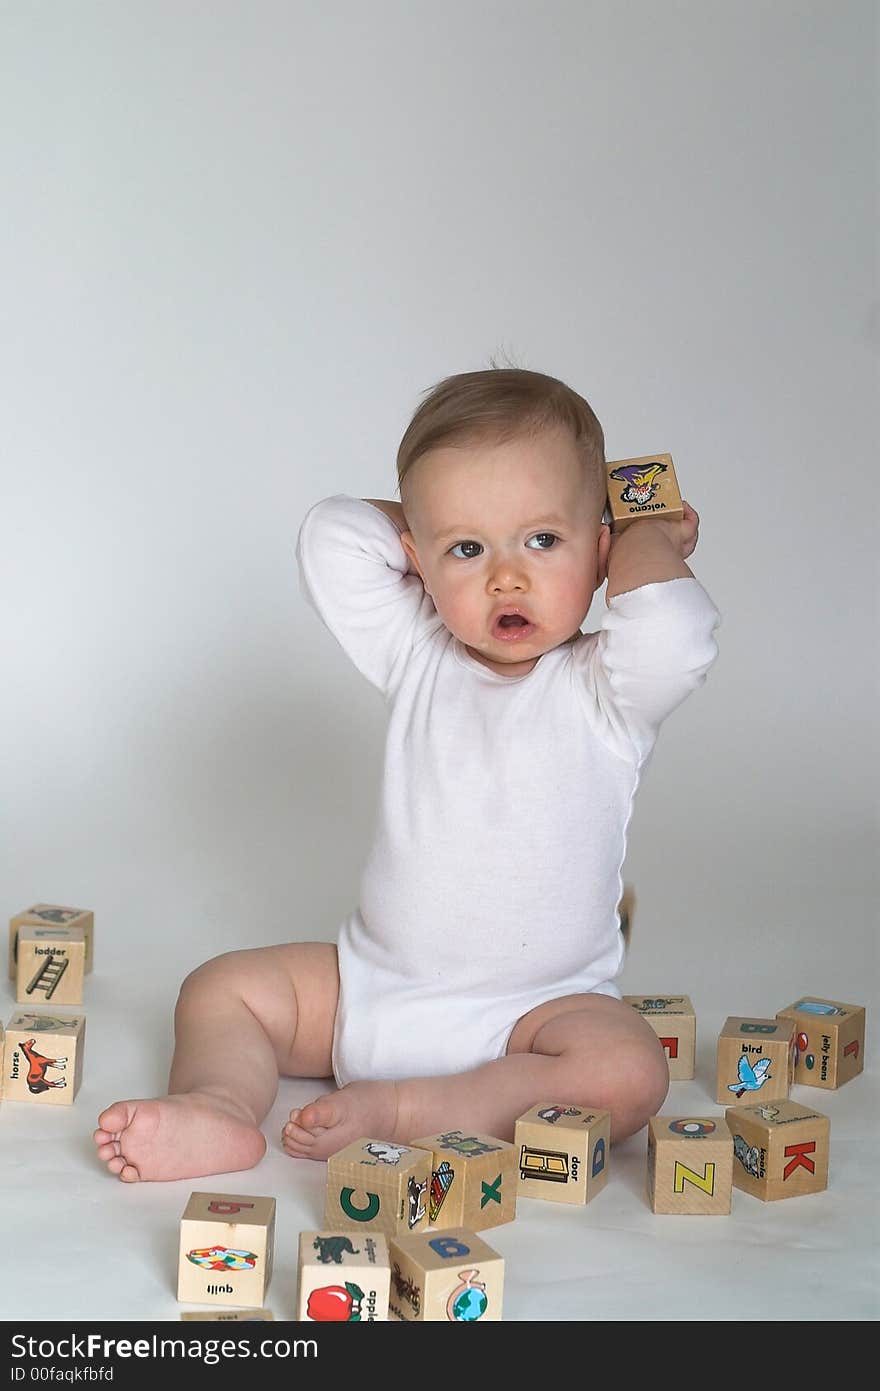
left=605, top=502, right=700, bottom=600
left=362, top=498, right=407, bottom=531
left=296, top=494, right=438, bottom=694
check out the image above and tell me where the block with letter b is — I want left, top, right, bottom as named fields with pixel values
left=177, top=1192, right=276, bottom=1308
left=647, top=1115, right=733, bottom=1214
left=324, top=1138, right=431, bottom=1238
left=388, top=1227, right=504, bottom=1322
left=726, top=1098, right=830, bottom=1201
left=716, top=1015, right=795, bottom=1106
left=296, top=1230, right=391, bottom=1322
left=624, top=994, right=696, bottom=1080
left=513, top=1103, right=610, bottom=1205
left=776, top=996, right=865, bottom=1089
left=409, top=1129, right=517, bottom=1230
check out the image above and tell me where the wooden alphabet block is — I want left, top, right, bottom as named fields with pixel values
left=776, top=996, right=865, bottom=1089
left=295, top=1230, right=391, bottom=1322
left=180, top=1310, right=274, bottom=1320
left=624, top=994, right=696, bottom=1080
left=388, top=1227, right=504, bottom=1322
left=409, top=1129, right=517, bottom=1231
left=726, top=1098, right=830, bottom=1201
left=324, top=1138, right=431, bottom=1238
left=647, top=1115, right=733, bottom=1214
left=177, top=1192, right=276, bottom=1308
left=606, top=453, right=684, bottom=531
left=716, top=1015, right=795, bottom=1106
left=9, top=904, right=94, bottom=978
left=15, top=926, right=86, bottom=1005
left=2, top=1010, right=85, bottom=1104
left=513, top=1103, right=610, bottom=1205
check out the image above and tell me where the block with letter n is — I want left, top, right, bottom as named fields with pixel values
left=647, top=1115, right=733, bottom=1214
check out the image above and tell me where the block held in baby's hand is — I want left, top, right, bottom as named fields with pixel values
left=606, top=453, right=684, bottom=530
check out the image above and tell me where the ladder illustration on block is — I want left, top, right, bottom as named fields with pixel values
left=26, top=952, right=69, bottom=1000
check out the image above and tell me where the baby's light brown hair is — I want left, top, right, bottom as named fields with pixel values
left=397, top=367, right=607, bottom=510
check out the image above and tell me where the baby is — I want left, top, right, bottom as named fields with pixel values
left=94, top=367, right=719, bottom=1181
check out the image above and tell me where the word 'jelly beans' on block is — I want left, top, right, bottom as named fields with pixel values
left=177, top=1193, right=276, bottom=1308
left=15, top=926, right=87, bottom=1006
left=623, top=994, right=696, bottom=1080
left=388, top=1227, right=504, bottom=1322
left=776, top=996, right=865, bottom=1089
left=647, top=1116, right=733, bottom=1215
left=296, top=1230, right=391, bottom=1322
left=409, top=1129, right=517, bottom=1231
left=513, top=1103, right=610, bottom=1205
left=9, top=904, right=94, bottom=977
left=605, top=453, right=684, bottom=530
left=715, top=1015, right=795, bottom=1106
left=2, top=1010, right=85, bottom=1105
left=726, top=1098, right=830, bottom=1201
left=180, top=1310, right=274, bottom=1321
left=324, top=1138, right=431, bottom=1238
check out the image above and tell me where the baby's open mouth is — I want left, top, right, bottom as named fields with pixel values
left=492, top=611, right=536, bottom=641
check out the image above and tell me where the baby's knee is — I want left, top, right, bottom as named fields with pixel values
left=175, top=950, right=248, bottom=1010
left=614, top=1035, right=670, bottom=1134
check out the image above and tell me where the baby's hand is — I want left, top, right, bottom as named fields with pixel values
left=681, top=501, right=699, bottom=560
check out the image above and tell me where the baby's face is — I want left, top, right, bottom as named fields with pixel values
left=400, top=426, right=609, bottom=677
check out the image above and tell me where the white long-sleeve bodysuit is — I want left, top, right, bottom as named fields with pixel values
left=296, top=495, right=720, bottom=1087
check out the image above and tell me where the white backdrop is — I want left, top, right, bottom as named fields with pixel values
left=1, top=1, right=877, bottom=1325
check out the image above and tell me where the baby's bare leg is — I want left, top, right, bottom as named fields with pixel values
left=283, top=993, right=668, bottom=1161
left=94, top=942, right=338, bottom=1182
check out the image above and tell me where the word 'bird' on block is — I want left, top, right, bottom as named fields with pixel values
left=716, top=1015, right=795, bottom=1106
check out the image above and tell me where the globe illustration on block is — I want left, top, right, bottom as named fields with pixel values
left=447, top=1268, right=489, bottom=1321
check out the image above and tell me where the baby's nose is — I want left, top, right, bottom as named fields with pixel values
left=488, top=556, right=528, bottom=592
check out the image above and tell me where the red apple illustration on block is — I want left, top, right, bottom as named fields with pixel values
left=306, top=1281, right=365, bottom=1321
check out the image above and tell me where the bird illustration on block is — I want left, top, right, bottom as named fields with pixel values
left=728, top=1054, right=772, bottom=1098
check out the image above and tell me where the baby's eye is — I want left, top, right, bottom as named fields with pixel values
left=448, top=540, right=483, bottom=559
left=526, top=533, right=559, bottom=550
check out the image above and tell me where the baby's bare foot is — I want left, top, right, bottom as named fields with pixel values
left=282, top=1081, right=399, bottom=1161
left=93, top=1093, right=267, bottom=1182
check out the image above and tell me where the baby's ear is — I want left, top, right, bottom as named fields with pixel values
left=400, top=531, right=426, bottom=585
left=594, top=523, right=612, bottom=590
